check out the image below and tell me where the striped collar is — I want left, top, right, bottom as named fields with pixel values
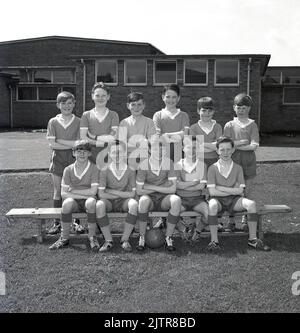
left=74, top=160, right=91, bottom=180
left=197, top=120, right=216, bottom=135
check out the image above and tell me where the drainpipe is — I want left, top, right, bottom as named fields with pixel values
left=80, top=58, right=86, bottom=112
left=8, top=84, right=13, bottom=128
left=247, top=57, right=252, bottom=95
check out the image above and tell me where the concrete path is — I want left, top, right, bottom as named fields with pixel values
left=0, top=131, right=300, bottom=172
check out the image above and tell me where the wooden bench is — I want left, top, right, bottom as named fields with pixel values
left=5, top=205, right=292, bottom=243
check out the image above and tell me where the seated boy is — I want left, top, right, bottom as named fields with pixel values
left=49, top=140, right=99, bottom=250
left=206, top=136, right=271, bottom=252
left=174, top=136, right=208, bottom=241
left=96, top=140, right=138, bottom=252
left=136, top=136, right=182, bottom=251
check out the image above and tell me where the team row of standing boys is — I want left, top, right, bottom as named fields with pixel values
left=46, top=82, right=271, bottom=253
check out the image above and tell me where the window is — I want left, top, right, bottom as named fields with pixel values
left=17, top=86, right=76, bottom=101
left=34, top=70, right=52, bottom=83
left=96, top=60, right=117, bottom=84
left=184, top=60, right=207, bottom=85
left=33, top=69, right=75, bottom=83
left=53, top=70, right=75, bottom=83
left=283, top=87, right=300, bottom=104
left=17, top=87, right=37, bottom=100
left=215, top=59, right=239, bottom=85
left=38, top=87, right=59, bottom=100
left=124, top=60, right=147, bottom=85
left=154, top=61, right=177, bottom=84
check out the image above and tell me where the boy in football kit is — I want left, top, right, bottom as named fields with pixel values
left=174, top=136, right=208, bottom=242
left=96, top=140, right=138, bottom=252
left=206, top=136, right=270, bottom=252
left=49, top=141, right=99, bottom=250
left=153, top=84, right=190, bottom=163
left=119, top=92, right=156, bottom=168
left=46, top=91, right=81, bottom=235
left=152, top=84, right=189, bottom=228
left=136, top=136, right=182, bottom=251
left=223, top=93, right=259, bottom=231
left=189, top=97, right=222, bottom=168
left=80, top=82, right=119, bottom=167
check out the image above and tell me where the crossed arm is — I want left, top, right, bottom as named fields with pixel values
left=136, top=179, right=176, bottom=196
left=61, top=184, right=98, bottom=200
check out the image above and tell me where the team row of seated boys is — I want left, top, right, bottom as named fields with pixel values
left=46, top=82, right=270, bottom=252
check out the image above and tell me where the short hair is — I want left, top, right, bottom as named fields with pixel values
left=162, top=84, right=180, bottom=96
left=197, top=96, right=214, bottom=110
left=73, top=140, right=92, bottom=151
left=216, top=136, right=234, bottom=149
left=127, top=92, right=144, bottom=103
left=91, top=82, right=110, bottom=95
left=56, top=91, right=75, bottom=103
left=234, top=93, right=252, bottom=106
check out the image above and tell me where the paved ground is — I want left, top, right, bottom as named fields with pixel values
left=0, top=130, right=300, bottom=171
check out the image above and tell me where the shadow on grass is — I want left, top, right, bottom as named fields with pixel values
left=263, top=232, right=300, bottom=253
left=20, top=231, right=300, bottom=256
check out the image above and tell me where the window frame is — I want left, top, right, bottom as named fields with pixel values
left=32, top=68, right=75, bottom=84
left=124, top=59, right=147, bottom=86
left=16, top=85, right=76, bottom=102
left=214, top=59, right=240, bottom=86
left=283, top=87, right=300, bottom=105
left=183, top=59, right=208, bottom=86
left=153, top=60, right=177, bottom=86
left=95, top=60, right=118, bottom=86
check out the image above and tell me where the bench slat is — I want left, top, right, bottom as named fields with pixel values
left=6, top=204, right=292, bottom=219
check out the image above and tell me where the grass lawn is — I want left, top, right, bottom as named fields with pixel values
left=0, top=163, right=299, bottom=313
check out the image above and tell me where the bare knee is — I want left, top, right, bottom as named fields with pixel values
left=139, top=196, right=151, bottom=212
left=62, top=198, right=75, bottom=213
left=245, top=199, right=256, bottom=213
left=208, top=199, right=219, bottom=215
left=170, top=194, right=181, bottom=209
left=128, top=199, right=138, bottom=214
left=96, top=200, right=106, bottom=215
left=85, top=198, right=96, bottom=212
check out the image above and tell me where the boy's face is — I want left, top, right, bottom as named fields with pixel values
left=74, top=148, right=91, bottom=163
left=183, top=139, right=197, bottom=159
left=57, top=98, right=75, bottom=116
left=127, top=99, right=145, bottom=117
left=217, top=142, right=234, bottom=161
left=234, top=104, right=250, bottom=118
left=92, top=88, right=110, bottom=107
left=162, top=89, right=180, bottom=109
left=110, top=145, right=127, bottom=164
left=198, top=108, right=214, bottom=121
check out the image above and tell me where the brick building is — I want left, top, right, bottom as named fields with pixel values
left=0, top=35, right=282, bottom=133
left=261, top=66, right=300, bottom=133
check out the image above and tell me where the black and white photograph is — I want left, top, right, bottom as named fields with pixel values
left=0, top=0, right=299, bottom=316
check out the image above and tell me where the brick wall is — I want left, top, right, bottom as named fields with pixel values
left=261, top=86, right=300, bottom=133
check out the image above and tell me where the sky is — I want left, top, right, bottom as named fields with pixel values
left=0, top=0, right=300, bottom=66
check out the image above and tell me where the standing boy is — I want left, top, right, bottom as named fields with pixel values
left=119, top=92, right=156, bottom=168
left=49, top=140, right=99, bottom=251
left=46, top=91, right=81, bottom=235
left=206, top=136, right=270, bottom=252
left=224, top=93, right=259, bottom=231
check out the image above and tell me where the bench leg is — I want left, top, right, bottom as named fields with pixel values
left=257, top=215, right=264, bottom=241
left=37, top=219, right=44, bottom=243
